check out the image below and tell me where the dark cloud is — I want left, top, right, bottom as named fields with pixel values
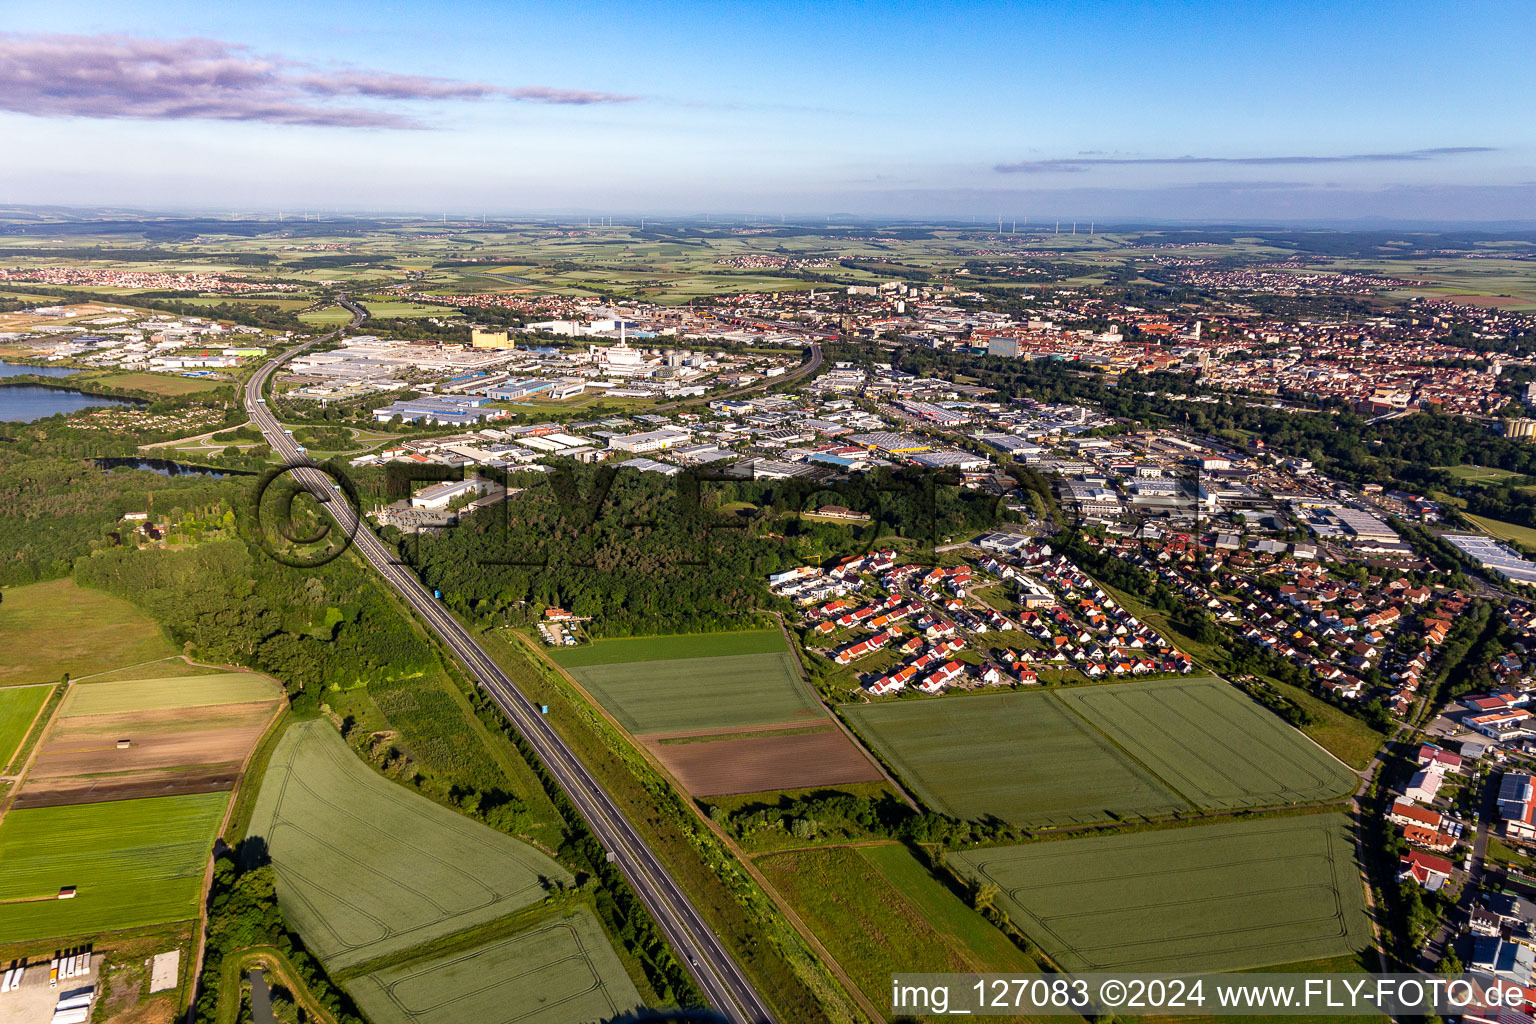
left=996, top=147, right=1496, bottom=174
left=0, top=33, right=636, bottom=128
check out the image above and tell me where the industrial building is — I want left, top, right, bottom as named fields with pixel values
left=372, top=394, right=506, bottom=426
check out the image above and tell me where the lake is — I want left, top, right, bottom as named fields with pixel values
left=0, top=359, right=80, bottom=379
left=0, top=384, right=137, bottom=422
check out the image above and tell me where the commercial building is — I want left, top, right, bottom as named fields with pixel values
left=987, top=337, right=1021, bottom=358
left=373, top=394, right=506, bottom=426
left=410, top=477, right=491, bottom=510
left=607, top=428, right=690, bottom=453
left=471, top=329, right=512, bottom=349
left=1500, top=773, right=1536, bottom=841
left=1446, top=533, right=1536, bottom=586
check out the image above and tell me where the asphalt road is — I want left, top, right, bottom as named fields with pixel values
left=242, top=300, right=775, bottom=1024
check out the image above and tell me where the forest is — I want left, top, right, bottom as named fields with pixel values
left=0, top=452, right=243, bottom=585
left=75, top=541, right=436, bottom=703
left=407, top=462, right=1006, bottom=635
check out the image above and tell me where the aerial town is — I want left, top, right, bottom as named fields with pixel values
left=10, top=220, right=1536, bottom=1024
left=0, top=4, right=1533, bottom=1021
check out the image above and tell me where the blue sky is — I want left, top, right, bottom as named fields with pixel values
left=1, top=0, right=1532, bottom=220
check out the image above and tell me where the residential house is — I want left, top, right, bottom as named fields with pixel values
left=1399, top=849, right=1454, bottom=891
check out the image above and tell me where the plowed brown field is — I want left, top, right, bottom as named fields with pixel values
left=18, top=680, right=280, bottom=807
left=645, top=728, right=883, bottom=796
left=13, top=767, right=241, bottom=808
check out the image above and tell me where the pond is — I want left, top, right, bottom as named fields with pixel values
left=93, top=457, right=254, bottom=478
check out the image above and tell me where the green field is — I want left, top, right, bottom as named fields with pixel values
left=550, top=628, right=823, bottom=735
left=550, top=627, right=786, bottom=667
left=567, top=652, right=821, bottom=734
left=345, top=910, right=642, bottom=1024
left=60, top=672, right=280, bottom=716
left=0, top=684, right=52, bottom=771
left=1440, top=464, right=1524, bottom=483
left=358, top=299, right=462, bottom=319
left=843, top=679, right=1355, bottom=826
left=1058, top=680, right=1358, bottom=811
left=87, top=372, right=227, bottom=396
left=247, top=720, right=573, bottom=970
left=0, top=792, right=228, bottom=941
left=297, top=305, right=357, bottom=324
left=951, top=815, right=1371, bottom=973
left=0, top=578, right=176, bottom=686
left=1466, top=513, right=1536, bottom=548
left=758, top=844, right=1036, bottom=1014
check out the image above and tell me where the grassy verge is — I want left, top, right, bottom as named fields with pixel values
left=1265, top=677, right=1385, bottom=769
left=214, top=946, right=341, bottom=1024
left=1488, top=834, right=1536, bottom=871
left=1466, top=512, right=1536, bottom=548
left=222, top=707, right=292, bottom=844
left=1097, top=579, right=1225, bottom=668
left=2, top=683, right=62, bottom=775
left=757, top=844, right=1041, bottom=1022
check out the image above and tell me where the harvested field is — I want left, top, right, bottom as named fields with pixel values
left=844, top=679, right=1355, bottom=826
left=950, top=815, right=1370, bottom=973
left=33, top=701, right=273, bottom=776
left=19, top=675, right=281, bottom=807
left=345, top=910, right=642, bottom=1024
left=13, top=768, right=242, bottom=808
left=645, top=727, right=882, bottom=796
left=60, top=673, right=280, bottom=716
left=247, top=721, right=573, bottom=970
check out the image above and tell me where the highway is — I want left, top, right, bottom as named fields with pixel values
left=242, top=298, right=776, bottom=1024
